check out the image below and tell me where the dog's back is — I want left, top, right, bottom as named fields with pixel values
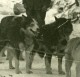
left=65, top=37, right=80, bottom=60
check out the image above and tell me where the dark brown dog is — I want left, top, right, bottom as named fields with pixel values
left=65, top=37, right=80, bottom=77
left=0, top=15, right=39, bottom=74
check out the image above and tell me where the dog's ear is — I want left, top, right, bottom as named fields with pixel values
left=22, top=14, right=27, bottom=20
left=54, top=16, right=58, bottom=21
left=22, top=14, right=26, bottom=17
left=68, top=18, right=71, bottom=21
left=20, top=28, right=26, bottom=34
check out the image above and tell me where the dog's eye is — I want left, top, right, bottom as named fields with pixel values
left=30, top=22, right=34, bottom=27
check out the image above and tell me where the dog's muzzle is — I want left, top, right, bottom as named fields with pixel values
left=30, top=28, right=39, bottom=37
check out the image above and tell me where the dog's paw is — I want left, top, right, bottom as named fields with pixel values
left=9, top=66, right=15, bottom=69
left=26, top=70, right=33, bottom=74
left=0, top=62, right=4, bottom=64
left=2, top=53, right=6, bottom=57
left=46, top=71, right=52, bottom=74
left=59, top=71, right=65, bottom=75
left=16, top=70, right=22, bottom=74
left=19, top=58, right=24, bottom=61
left=6, top=58, right=9, bottom=60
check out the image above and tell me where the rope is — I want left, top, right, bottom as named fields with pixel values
left=0, top=42, right=80, bottom=62
left=57, top=20, right=69, bottom=29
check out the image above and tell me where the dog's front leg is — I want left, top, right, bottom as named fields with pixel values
left=19, top=51, right=24, bottom=60
left=29, top=51, right=35, bottom=69
left=8, top=49, right=14, bottom=69
left=25, top=44, right=34, bottom=74
left=76, top=62, right=80, bottom=77
left=65, top=54, right=73, bottom=77
left=58, top=55, right=65, bottom=75
left=15, top=49, right=21, bottom=74
left=45, top=54, right=52, bottom=74
left=19, top=42, right=25, bottom=60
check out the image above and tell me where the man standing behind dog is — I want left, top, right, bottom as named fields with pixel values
left=22, top=0, right=51, bottom=27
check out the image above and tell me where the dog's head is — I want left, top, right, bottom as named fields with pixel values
left=21, top=15, right=39, bottom=37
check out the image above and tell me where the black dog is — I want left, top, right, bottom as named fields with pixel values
left=28, top=17, right=73, bottom=74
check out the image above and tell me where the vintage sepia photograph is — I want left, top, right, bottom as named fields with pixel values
left=0, top=0, right=80, bottom=77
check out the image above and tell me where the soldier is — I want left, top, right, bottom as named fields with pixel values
left=22, top=0, right=51, bottom=27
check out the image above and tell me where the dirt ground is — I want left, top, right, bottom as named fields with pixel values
left=0, top=53, right=76, bottom=77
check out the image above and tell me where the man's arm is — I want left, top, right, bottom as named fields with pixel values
left=75, top=0, right=79, bottom=6
left=44, top=0, right=51, bottom=8
left=22, top=0, right=25, bottom=4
